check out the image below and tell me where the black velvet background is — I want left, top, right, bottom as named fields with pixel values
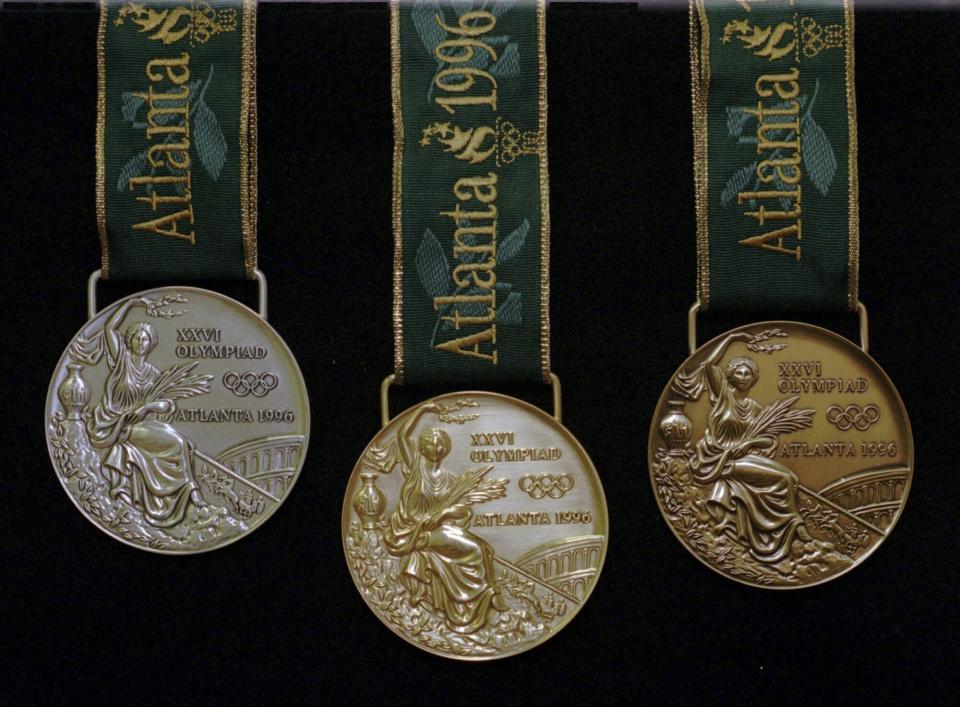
left=1, top=3, right=958, bottom=704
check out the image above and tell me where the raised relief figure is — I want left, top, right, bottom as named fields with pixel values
left=382, top=402, right=509, bottom=634
left=49, top=289, right=310, bottom=552
left=348, top=396, right=595, bottom=657
left=69, top=295, right=212, bottom=528
left=652, top=324, right=907, bottom=586
left=671, top=331, right=815, bottom=563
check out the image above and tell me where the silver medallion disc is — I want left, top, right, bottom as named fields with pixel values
left=46, top=287, right=310, bottom=554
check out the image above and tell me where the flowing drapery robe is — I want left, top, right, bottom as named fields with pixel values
left=87, top=341, right=196, bottom=528
left=383, top=452, right=501, bottom=634
left=691, top=369, right=803, bottom=563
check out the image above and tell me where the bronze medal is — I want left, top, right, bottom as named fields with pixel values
left=656, top=0, right=913, bottom=586
left=649, top=321, right=911, bottom=588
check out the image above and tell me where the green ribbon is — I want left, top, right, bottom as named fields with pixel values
left=393, top=0, right=549, bottom=385
left=98, top=0, right=256, bottom=280
left=693, top=0, right=858, bottom=312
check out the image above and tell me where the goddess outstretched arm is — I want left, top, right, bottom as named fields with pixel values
left=398, top=401, right=440, bottom=472
left=102, top=299, right=133, bottom=360
left=702, top=332, right=752, bottom=397
left=102, top=297, right=151, bottom=361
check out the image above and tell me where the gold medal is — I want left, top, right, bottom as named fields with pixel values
left=649, top=321, right=911, bottom=587
left=346, top=1, right=606, bottom=655
left=344, top=390, right=607, bottom=659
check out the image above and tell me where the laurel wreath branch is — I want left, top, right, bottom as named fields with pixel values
left=436, top=399, right=480, bottom=425
left=746, top=328, right=789, bottom=354
left=142, top=294, right=189, bottom=319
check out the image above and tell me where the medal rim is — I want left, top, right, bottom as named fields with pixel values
left=45, top=285, right=312, bottom=556
left=647, top=319, right=914, bottom=590
left=341, top=389, right=609, bottom=661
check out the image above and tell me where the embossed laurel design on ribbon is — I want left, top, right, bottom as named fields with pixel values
left=222, top=371, right=279, bottom=398
left=826, top=404, right=880, bottom=431
left=518, top=473, right=574, bottom=500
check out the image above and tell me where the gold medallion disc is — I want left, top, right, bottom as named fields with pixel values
left=46, top=287, right=310, bottom=554
left=648, top=321, right=912, bottom=588
left=343, top=392, right=608, bottom=659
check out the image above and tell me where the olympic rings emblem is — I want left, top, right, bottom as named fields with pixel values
left=518, top=474, right=574, bottom=500
left=826, top=404, right=880, bottom=431
left=222, top=371, right=279, bottom=398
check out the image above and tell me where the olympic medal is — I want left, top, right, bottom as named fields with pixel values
left=649, top=322, right=912, bottom=588
left=343, top=392, right=608, bottom=659
left=46, top=287, right=309, bottom=553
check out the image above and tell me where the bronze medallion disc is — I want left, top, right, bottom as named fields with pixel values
left=649, top=321, right=912, bottom=588
left=46, top=287, right=310, bottom=554
left=343, top=392, right=608, bottom=659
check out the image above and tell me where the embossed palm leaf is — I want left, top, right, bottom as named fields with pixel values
left=117, top=151, right=149, bottom=194
left=414, top=0, right=521, bottom=101
left=497, top=292, right=522, bottom=325
left=415, top=228, right=450, bottom=299
left=741, top=396, right=815, bottom=446
left=801, top=113, right=837, bottom=195
left=116, top=72, right=227, bottom=192
left=437, top=464, right=506, bottom=508
left=143, top=361, right=213, bottom=402
left=193, top=98, right=228, bottom=181
left=499, top=218, right=528, bottom=263
left=121, top=90, right=145, bottom=123
left=720, top=162, right=757, bottom=207
left=411, top=0, right=446, bottom=55
left=489, top=41, right=520, bottom=78
left=726, top=105, right=751, bottom=137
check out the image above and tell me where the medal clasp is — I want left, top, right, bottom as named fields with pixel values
left=379, top=372, right=563, bottom=427
left=687, top=300, right=869, bottom=353
left=88, top=268, right=269, bottom=321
